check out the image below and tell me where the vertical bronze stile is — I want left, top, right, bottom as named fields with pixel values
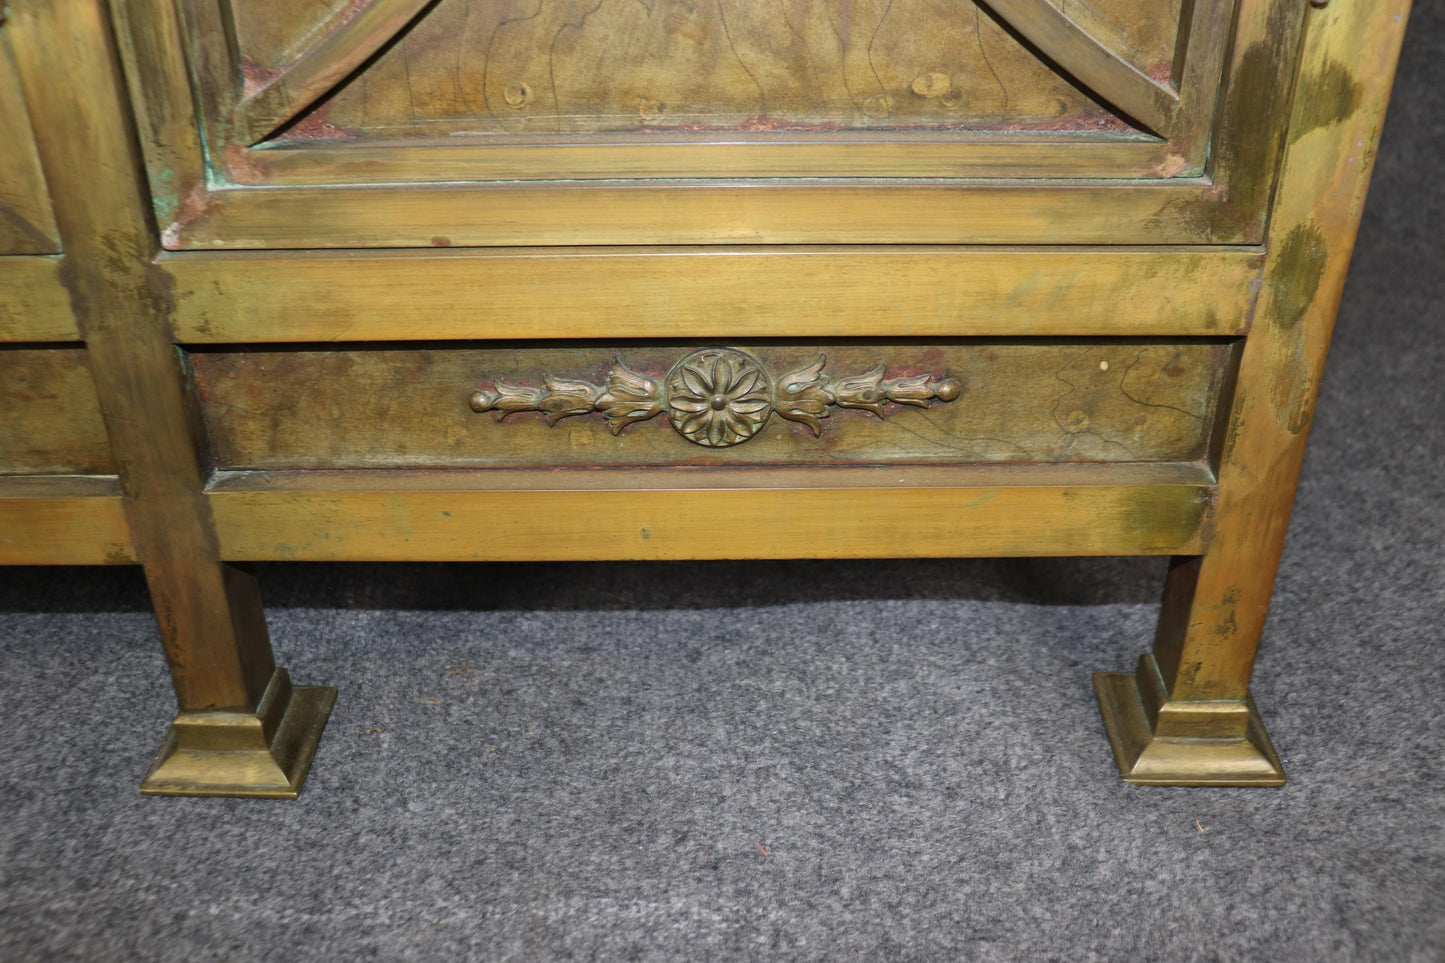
left=6, top=0, right=334, bottom=798
left=1093, top=0, right=1412, bottom=785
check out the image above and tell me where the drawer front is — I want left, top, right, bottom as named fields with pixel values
left=190, top=340, right=1235, bottom=472
left=111, top=0, right=1303, bottom=248
left=0, top=348, right=115, bottom=475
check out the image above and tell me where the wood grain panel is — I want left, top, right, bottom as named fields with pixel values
left=0, top=348, right=116, bottom=474
left=0, top=257, right=77, bottom=341
left=189, top=340, right=1233, bottom=471
left=295, top=0, right=1137, bottom=138
left=167, top=247, right=1264, bottom=343
left=207, top=467, right=1211, bottom=561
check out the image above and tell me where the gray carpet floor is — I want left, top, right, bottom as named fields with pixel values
left=3, top=8, right=1444, bottom=962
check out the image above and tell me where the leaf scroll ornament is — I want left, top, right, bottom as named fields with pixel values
left=775, top=355, right=833, bottom=436
left=470, top=349, right=961, bottom=448
left=595, top=362, right=664, bottom=434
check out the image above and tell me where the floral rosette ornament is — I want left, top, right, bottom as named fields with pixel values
left=663, top=349, right=773, bottom=447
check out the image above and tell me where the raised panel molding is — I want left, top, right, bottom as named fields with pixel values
left=107, top=0, right=1313, bottom=249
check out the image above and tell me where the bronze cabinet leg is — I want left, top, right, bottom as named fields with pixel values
left=136, top=563, right=336, bottom=799
left=142, top=666, right=337, bottom=799
left=1094, top=0, right=1411, bottom=786
left=7, top=0, right=334, bottom=797
left=1094, top=555, right=1286, bottom=786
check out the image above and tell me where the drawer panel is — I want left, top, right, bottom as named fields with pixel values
left=190, top=340, right=1235, bottom=471
left=0, top=348, right=115, bottom=475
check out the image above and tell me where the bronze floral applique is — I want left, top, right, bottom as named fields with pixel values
left=664, top=349, right=773, bottom=447
left=469, top=348, right=961, bottom=448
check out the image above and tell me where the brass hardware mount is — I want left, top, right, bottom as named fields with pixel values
left=469, top=348, right=963, bottom=448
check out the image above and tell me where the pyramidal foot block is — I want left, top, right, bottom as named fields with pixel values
left=141, top=668, right=336, bottom=799
left=1093, top=657, right=1285, bottom=787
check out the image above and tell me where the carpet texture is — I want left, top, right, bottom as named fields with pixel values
left=3, top=8, right=1443, bottom=962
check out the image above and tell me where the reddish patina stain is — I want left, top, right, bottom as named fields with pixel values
left=221, top=143, right=267, bottom=184
left=161, top=181, right=214, bottom=248
left=239, top=56, right=282, bottom=98
left=280, top=114, right=350, bottom=141
left=629, top=109, right=1133, bottom=135
left=333, top=0, right=371, bottom=29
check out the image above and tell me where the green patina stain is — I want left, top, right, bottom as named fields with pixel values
left=1159, top=44, right=1280, bottom=241
left=1157, top=0, right=1308, bottom=242
left=1270, top=223, right=1329, bottom=331
left=1267, top=224, right=1329, bottom=434
left=150, top=166, right=177, bottom=222
left=1214, top=44, right=1283, bottom=219
left=1286, top=397, right=1313, bottom=435
left=1291, top=59, right=1362, bottom=142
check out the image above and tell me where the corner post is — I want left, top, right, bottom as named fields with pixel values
left=1096, top=0, right=1412, bottom=785
left=8, top=0, right=334, bottom=797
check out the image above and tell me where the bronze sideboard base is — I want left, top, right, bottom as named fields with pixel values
left=1095, top=655, right=1285, bottom=787
left=139, top=669, right=337, bottom=799
left=0, top=0, right=1410, bottom=797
